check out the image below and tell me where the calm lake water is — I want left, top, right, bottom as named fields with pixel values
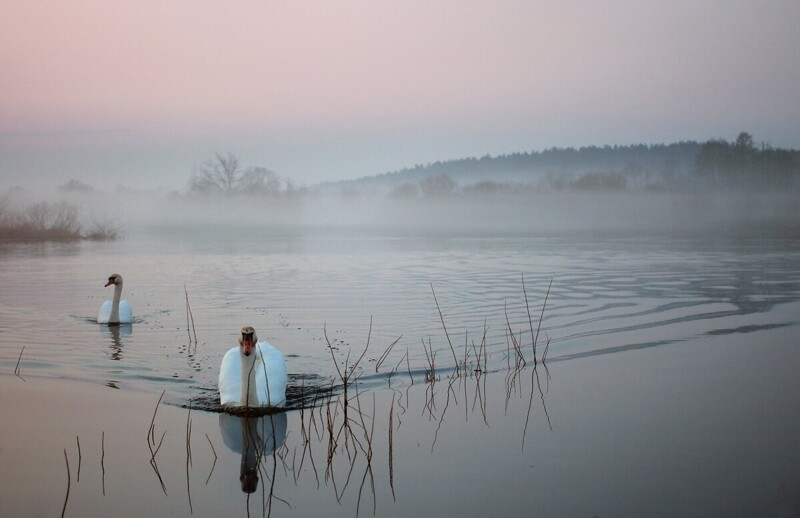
left=1, top=227, right=799, bottom=516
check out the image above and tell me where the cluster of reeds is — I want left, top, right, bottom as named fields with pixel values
left=425, top=275, right=552, bottom=380
left=0, top=197, right=121, bottom=242
left=314, top=318, right=413, bottom=515
left=421, top=275, right=554, bottom=451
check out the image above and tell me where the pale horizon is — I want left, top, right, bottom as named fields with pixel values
left=2, top=1, right=800, bottom=192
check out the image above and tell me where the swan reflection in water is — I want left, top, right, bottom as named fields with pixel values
left=219, top=412, right=288, bottom=493
left=99, top=322, right=132, bottom=361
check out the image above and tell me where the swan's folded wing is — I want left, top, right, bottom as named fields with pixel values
left=119, top=300, right=133, bottom=323
left=97, top=300, right=112, bottom=324
left=257, top=342, right=288, bottom=407
left=218, top=347, right=241, bottom=405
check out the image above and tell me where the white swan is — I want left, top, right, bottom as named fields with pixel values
left=219, top=326, right=287, bottom=408
left=97, top=273, right=132, bottom=325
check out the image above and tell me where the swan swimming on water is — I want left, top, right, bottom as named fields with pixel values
left=97, top=273, right=132, bottom=325
left=219, top=326, right=287, bottom=408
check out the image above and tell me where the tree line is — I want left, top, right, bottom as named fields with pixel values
left=363, top=132, right=800, bottom=196
left=693, top=132, right=798, bottom=187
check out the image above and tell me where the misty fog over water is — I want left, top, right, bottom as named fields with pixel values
left=2, top=217, right=799, bottom=516
left=4, top=132, right=800, bottom=241
left=3, top=185, right=798, bottom=243
left=2, top=163, right=800, bottom=518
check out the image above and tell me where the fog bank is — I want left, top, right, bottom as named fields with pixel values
left=4, top=186, right=796, bottom=242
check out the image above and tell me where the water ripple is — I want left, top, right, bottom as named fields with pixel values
left=1, top=235, right=799, bottom=407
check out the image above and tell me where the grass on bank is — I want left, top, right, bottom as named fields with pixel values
left=0, top=198, right=121, bottom=242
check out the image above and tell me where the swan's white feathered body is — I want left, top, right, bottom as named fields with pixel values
left=97, top=300, right=132, bottom=324
left=219, top=340, right=287, bottom=407
left=98, top=274, right=132, bottom=324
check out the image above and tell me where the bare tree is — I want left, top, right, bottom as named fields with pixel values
left=239, top=166, right=281, bottom=196
left=190, top=152, right=242, bottom=194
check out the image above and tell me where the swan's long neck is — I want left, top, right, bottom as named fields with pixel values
left=240, top=417, right=261, bottom=492
left=241, top=350, right=260, bottom=407
left=109, top=283, right=123, bottom=324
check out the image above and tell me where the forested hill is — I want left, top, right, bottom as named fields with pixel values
left=322, top=133, right=800, bottom=196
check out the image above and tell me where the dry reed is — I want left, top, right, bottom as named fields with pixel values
left=430, top=282, right=460, bottom=375
left=101, top=432, right=106, bottom=496
left=184, top=285, right=198, bottom=344
left=76, top=435, right=82, bottom=483
left=61, top=449, right=71, bottom=518
left=204, top=433, right=217, bottom=485
left=14, top=345, right=25, bottom=381
left=186, top=400, right=193, bottom=514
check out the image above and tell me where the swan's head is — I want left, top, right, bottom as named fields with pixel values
left=104, top=274, right=123, bottom=288
left=239, top=468, right=258, bottom=493
left=238, top=326, right=258, bottom=357
left=240, top=468, right=259, bottom=493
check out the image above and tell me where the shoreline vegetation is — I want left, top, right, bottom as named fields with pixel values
left=182, top=132, right=800, bottom=199
left=0, top=197, right=121, bottom=243
left=3, top=132, right=799, bottom=242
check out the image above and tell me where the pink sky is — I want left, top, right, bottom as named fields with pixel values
left=2, top=0, right=799, bottom=190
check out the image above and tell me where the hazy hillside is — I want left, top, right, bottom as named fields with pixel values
left=318, top=133, right=800, bottom=196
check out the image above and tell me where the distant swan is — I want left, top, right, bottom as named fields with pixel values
left=219, top=326, right=287, bottom=408
left=97, top=273, right=132, bottom=325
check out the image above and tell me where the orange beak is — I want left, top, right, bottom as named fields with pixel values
left=241, top=336, right=254, bottom=356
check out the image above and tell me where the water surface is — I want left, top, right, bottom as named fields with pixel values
left=1, top=230, right=798, bottom=516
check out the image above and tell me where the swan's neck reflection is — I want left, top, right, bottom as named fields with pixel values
left=102, top=323, right=132, bottom=361
left=219, top=413, right=288, bottom=493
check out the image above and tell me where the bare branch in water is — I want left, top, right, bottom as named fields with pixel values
left=204, top=433, right=217, bottom=485
left=375, top=334, right=403, bottom=372
left=14, top=346, right=25, bottom=381
left=186, top=399, right=193, bottom=514
left=101, top=432, right=106, bottom=496
left=147, top=390, right=166, bottom=446
left=430, top=283, right=460, bottom=375
left=76, top=436, right=82, bottom=483
left=184, top=285, right=198, bottom=344
left=522, top=272, right=536, bottom=363
left=324, top=323, right=345, bottom=383
left=536, top=279, right=553, bottom=363
left=504, top=300, right=526, bottom=368
left=349, top=316, right=373, bottom=380
left=61, top=449, right=71, bottom=518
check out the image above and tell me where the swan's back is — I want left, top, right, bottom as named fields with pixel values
left=97, top=300, right=133, bottom=324
left=219, top=341, right=287, bottom=407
